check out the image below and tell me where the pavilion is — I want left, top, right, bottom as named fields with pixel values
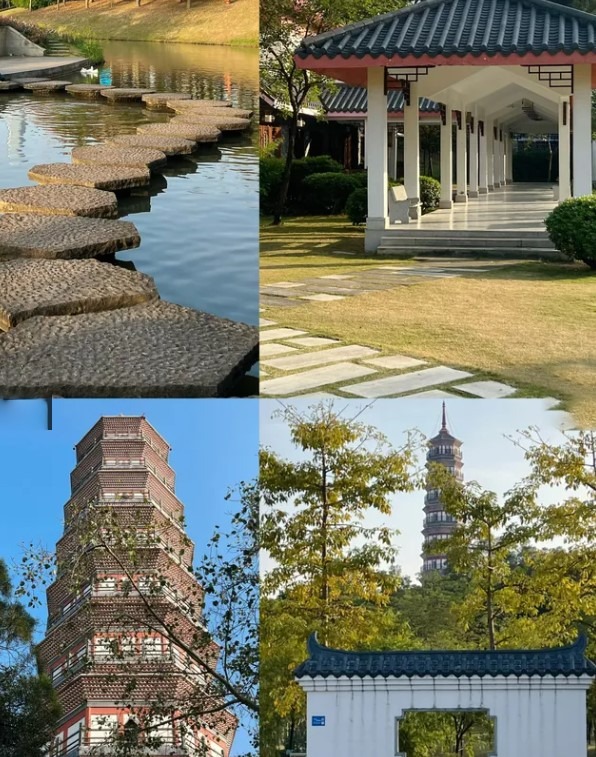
left=295, top=0, right=596, bottom=251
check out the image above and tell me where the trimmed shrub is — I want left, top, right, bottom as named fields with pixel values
left=259, top=156, right=284, bottom=215
left=545, top=196, right=596, bottom=269
left=302, top=172, right=360, bottom=215
left=289, top=155, right=344, bottom=209
left=345, top=187, right=368, bottom=225
left=420, top=175, right=441, bottom=214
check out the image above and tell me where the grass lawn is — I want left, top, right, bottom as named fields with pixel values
left=261, top=216, right=596, bottom=427
left=3, top=0, right=257, bottom=46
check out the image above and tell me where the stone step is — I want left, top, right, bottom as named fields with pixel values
left=71, top=145, right=168, bottom=171
left=100, top=88, right=156, bottom=102
left=0, top=185, right=118, bottom=218
left=381, top=228, right=550, bottom=239
left=379, top=235, right=554, bottom=249
left=0, top=258, right=157, bottom=330
left=29, top=163, right=150, bottom=191
left=376, top=246, right=565, bottom=260
left=0, top=300, right=258, bottom=397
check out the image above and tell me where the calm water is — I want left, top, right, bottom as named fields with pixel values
left=0, top=41, right=259, bottom=326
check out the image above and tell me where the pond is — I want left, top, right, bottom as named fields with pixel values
left=0, top=41, right=259, bottom=328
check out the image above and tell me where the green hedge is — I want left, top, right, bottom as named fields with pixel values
left=259, top=155, right=344, bottom=215
left=345, top=187, right=368, bottom=225
left=420, top=176, right=441, bottom=213
left=545, top=196, right=596, bottom=269
left=302, top=173, right=360, bottom=215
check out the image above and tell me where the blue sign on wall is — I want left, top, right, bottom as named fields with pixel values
left=312, top=716, right=326, bottom=726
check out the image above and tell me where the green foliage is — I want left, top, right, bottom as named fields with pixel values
left=70, top=37, right=104, bottom=65
left=260, top=156, right=285, bottom=215
left=513, top=145, right=558, bottom=182
left=0, top=16, right=51, bottom=44
left=545, top=196, right=596, bottom=269
left=301, top=172, right=360, bottom=214
left=345, top=186, right=368, bottom=225
left=399, top=710, right=494, bottom=757
left=259, top=155, right=344, bottom=215
left=419, top=175, right=441, bottom=214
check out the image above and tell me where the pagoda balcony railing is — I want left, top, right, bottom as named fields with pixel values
left=77, top=432, right=169, bottom=465
left=54, top=728, right=216, bottom=757
left=427, top=448, right=462, bottom=460
left=93, top=497, right=183, bottom=531
left=71, top=461, right=174, bottom=496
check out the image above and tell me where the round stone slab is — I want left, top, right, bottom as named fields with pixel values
left=0, top=300, right=259, bottom=397
left=0, top=215, right=140, bottom=260
left=142, top=92, right=191, bottom=110
left=100, top=88, right=156, bottom=101
left=71, top=145, right=167, bottom=171
left=11, top=77, right=49, bottom=84
left=167, top=98, right=231, bottom=110
left=0, top=185, right=118, bottom=218
left=172, top=114, right=250, bottom=132
left=23, top=80, right=72, bottom=92
left=66, top=84, right=114, bottom=97
left=137, top=121, right=221, bottom=143
left=0, top=258, right=157, bottom=330
left=29, top=163, right=150, bottom=190
left=108, top=134, right=196, bottom=156
left=0, top=81, right=22, bottom=91
left=170, top=102, right=253, bottom=119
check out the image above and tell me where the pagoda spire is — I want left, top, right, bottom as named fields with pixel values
left=442, top=401, right=447, bottom=430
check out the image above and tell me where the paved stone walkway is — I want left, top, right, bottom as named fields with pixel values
left=259, top=319, right=561, bottom=405
left=261, top=260, right=509, bottom=308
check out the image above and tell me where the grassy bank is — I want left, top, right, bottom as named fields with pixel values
left=3, top=0, right=257, bottom=46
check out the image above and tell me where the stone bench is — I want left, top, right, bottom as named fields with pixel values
left=388, top=185, right=411, bottom=224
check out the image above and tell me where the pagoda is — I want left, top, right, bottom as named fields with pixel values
left=38, top=416, right=236, bottom=757
left=421, top=403, right=463, bottom=573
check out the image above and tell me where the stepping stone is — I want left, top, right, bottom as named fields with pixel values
left=260, top=343, right=298, bottom=357
left=0, top=300, right=258, bottom=397
left=319, top=274, right=354, bottom=280
left=29, top=163, right=150, bottom=191
left=268, top=281, right=304, bottom=288
left=259, top=318, right=276, bottom=327
left=294, top=392, right=338, bottom=398
left=0, top=215, right=140, bottom=260
left=342, top=367, right=474, bottom=398
left=0, top=259, right=157, bottom=330
left=100, top=88, right=156, bottom=101
left=142, top=92, right=192, bottom=110
left=299, top=293, right=345, bottom=302
left=65, top=84, right=114, bottom=97
left=363, top=355, right=428, bottom=370
left=172, top=114, right=250, bottom=132
left=260, top=328, right=307, bottom=342
left=285, top=337, right=339, bottom=347
left=0, top=81, right=22, bottom=91
left=260, top=363, right=377, bottom=396
left=262, top=344, right=379, bottom=371
left=171, top=105, right=253, bottom=120
left=0, top=185, right=118, bottom=218
left=11, top=77, right=49, bottom=84
left=108, top=134, right=196, bottom=156
left=22, top=80, right=71, bottom=92
left=137, top=122, right=221, bottom=143
left=454, top=380, right=517, bottom=399
left=167, top=98, right=233, bottom=110
left=71, top=145, right=167, bottom=171
left=409, top=389, right=456, bottom=398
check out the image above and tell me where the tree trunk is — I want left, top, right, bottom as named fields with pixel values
left=272, top=116, right=297, bottom=226
left=320, top=447, right=329, bottom=644
left=487, top=527, right=496, bottom=650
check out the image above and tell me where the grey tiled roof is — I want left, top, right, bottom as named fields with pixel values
left=322, top=86, right=440, bottom=113
left=296, top=0, right=596, bottom=62
left=295, top=633, right=596, bottom=679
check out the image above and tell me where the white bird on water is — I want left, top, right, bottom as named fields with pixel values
left=80, top=67, right=99, bottom=76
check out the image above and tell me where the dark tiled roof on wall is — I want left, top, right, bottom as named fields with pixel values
left=296, top=0, right=596, bottom=61
left=322, top=86, right=440, bottom=113
left=295, top=633, right=596, bottom=679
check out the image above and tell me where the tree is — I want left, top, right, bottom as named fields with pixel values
left=260, top=0, right=406, bottom=224
left=260, top=402, right=420, bottom=754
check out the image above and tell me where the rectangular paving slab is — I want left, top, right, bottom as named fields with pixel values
left=342, top=366, right=474, bottom=398
left=453, top=380, right=517, bottom=398
left=363, top=355, right=427, bottom=370
left=0, top=301, right=258, bottom=397
left=260, top=343, right=299, bottom=357
left=260, top=327, right=308, bottom=341
left=284, top=337, right=339, bottom=347
left=260, top=362, right=377, bottom=396
left=262, top=344, right=379, bottom=371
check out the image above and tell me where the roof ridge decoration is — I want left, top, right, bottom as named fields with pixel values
left=295, top=632, right=596, bottom=679
left=296, top=0, right=596, bottom=63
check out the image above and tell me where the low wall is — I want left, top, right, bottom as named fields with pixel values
left=0, top=26, right=45, bottom=57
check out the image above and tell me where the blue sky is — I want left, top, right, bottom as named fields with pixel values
left=260, top=398, right=576, bottom=581
left=0, top=398, right=258, bottom=756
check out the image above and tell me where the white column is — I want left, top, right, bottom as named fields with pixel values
left=363, top=120, right=368, bottom=168
left=478, top=118, right=488, bottom=193
left=501, top=130, right=507, bottom=184
left=455, top=107, right=467, bottom=202
left=572, top=63, right=593, bottom=197
left=439, top=104, right=453, bottom=209
left=493, top=126, right=501, bottom=187
left=506, top=133, right=514, bottom=182
left=468, top=109, right=479, bottom=198
left=404, top=82, right=421, bottom=218
left=365, top=67, right=388, bottom=252
left=558, top=97, right=571, bottom=201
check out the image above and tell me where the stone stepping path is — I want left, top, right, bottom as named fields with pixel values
left=168, top=99, right=232, bottom=110
left=23, top=80, right=71, bottom=93
left=108, top=134, right=196, bottom=156
left=0, top=185, right=118, bottom=218
left=171, top=114, right=250, bottom=132
left=0, top=301, right=258, bottom=398
left=0, top=259, right=157, bottom=330
left=65, top=84, right=114, bottom=97
left=259, top=321, right=560, bottom=403
left=142, top=92, right=192, bottom=110
left=71, top=145, right=167, bottom=171
left=0, top=215, right=140, bottom=260
left=29, top=163, right=150, bottom=190
left=100, top=87, right=156, bottom=102
left=0, top=81, right=22, bottom=91
left=171, top=105, right=253, bottom=120
left=137, top=121, right=221, bottom=143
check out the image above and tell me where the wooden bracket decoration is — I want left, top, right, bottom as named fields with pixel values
left=479, top=120, right=484, bottom=137
left=454, top=109, right=462, bottom=130
left=563, top=101, right=568, bottom=126
left=439, top=104, right=447, bottom=126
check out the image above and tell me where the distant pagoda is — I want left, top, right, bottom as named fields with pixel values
left=421, top=403, right=463, bottom=574
left=38, top=416, right=236, bottom=757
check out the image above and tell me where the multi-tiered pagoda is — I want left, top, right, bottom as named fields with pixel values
left=421, top=404, right=463, bottom=574
left=38, top=416, right=236, bottom=757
